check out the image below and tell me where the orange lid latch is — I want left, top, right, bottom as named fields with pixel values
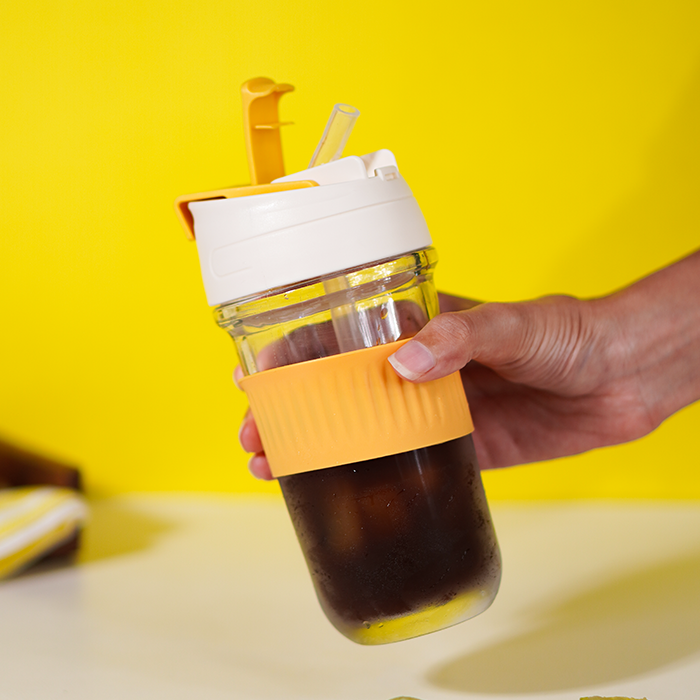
left=174, top=77, right=318, bottom=241
left=241, top=77, right=294, bottom=185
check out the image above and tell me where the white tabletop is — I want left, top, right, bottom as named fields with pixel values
left=1, top=494, right=699, bottom=700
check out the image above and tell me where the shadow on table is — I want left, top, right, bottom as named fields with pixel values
left=427, top=549, right=700, bottom=694
left=429, top=58, right=700, bottom=697
left=78, top=498, right=175, bottom=563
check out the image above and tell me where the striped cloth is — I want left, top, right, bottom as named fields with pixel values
left=0, top=487, right=87, bottom=579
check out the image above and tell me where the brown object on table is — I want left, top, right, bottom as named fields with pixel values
left=0, top=438, right=82, bottom=491
left=0, top=437, right=83, bottom=561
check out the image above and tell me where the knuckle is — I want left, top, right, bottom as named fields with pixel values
left=428, top=311, right=480, bottom=366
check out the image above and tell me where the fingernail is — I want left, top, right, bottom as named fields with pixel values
left=388, top=341, right=436, bottom=380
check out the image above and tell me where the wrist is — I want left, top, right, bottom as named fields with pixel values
left=601, top=251, right=700, bottom=426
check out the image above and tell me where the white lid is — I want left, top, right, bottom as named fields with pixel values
left=188, top=150, right=432, bottom=306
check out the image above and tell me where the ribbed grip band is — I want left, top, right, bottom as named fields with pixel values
left=239, top=340, right=474, bottom=477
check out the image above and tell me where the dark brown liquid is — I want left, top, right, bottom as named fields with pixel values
left=279, top=435, right=500, bottom=633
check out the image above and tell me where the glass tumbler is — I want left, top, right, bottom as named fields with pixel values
left=215, top=247, right=501, bottom=644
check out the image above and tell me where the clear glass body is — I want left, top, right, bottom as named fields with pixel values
left=215, top=247, right=501, bottom=644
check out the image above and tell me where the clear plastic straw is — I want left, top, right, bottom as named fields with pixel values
left=308, top=104, right=360, bottom=168
left=308, top=103, right=367, bottom=352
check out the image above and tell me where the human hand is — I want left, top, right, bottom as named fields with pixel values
left=387, top=293, right=652, bottom=470
left=239, top=249, right=700, bottom=477
left=237, top=292, right=623, bottom=478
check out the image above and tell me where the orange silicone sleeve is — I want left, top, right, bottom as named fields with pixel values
left=238, top=340, right=474, bottom=478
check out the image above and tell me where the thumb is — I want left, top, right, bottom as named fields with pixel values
left=388, top=302, right=542, bottom=383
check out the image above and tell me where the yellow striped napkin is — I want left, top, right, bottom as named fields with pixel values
left=0, top=486, right=87, bottom=579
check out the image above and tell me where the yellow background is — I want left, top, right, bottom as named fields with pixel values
left=1, top=0, right=698, bottom=498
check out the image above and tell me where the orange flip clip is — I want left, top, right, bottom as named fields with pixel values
left=241, top=77, right=294, bottom=185
left=174, top=77, right=318, bottom=241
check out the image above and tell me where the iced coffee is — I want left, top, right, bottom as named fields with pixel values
left=279, top=435, right=501, bottom=643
